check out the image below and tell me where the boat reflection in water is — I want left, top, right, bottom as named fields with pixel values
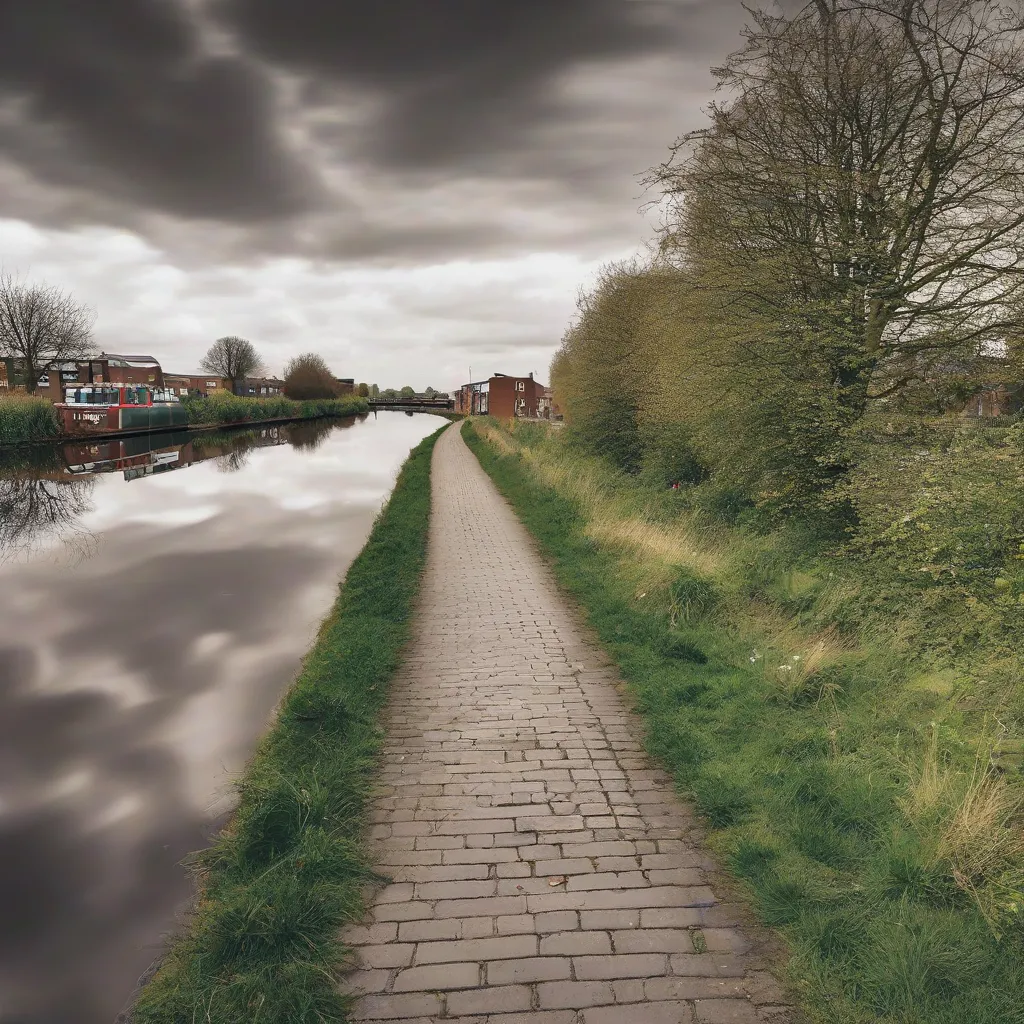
left=0, top=416, right=356, bottom=566
left=61, top=422, right=304, bottom=480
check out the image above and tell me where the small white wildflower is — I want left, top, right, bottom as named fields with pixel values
left=792, top=655, right=802, bottom=661
left=778, top=665, right=793, bottom=672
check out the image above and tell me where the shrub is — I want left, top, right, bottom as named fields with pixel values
left=183, top=392, right=367, bottom=427
left=0, top=393, right=62, bottom=445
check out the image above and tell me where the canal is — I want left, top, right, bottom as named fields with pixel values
left=0, top=412, right=444, bottom=1024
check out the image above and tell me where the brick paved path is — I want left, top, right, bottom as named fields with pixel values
left=339, top=425, right=791, bottom=1023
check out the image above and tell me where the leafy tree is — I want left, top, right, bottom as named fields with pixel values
left=0, top=273, right=93, bottom=393
left=382, top=388, right=398, bottom=399
left=424, top=386, right=437, bottom=399
left=283, top=352, right=338, bottom=400
left=400, top=385, right=415, bottom=399
left=356, top=382, right=370, bottom=397
left=650, top=0, right=1024, bottom=417
left=201, top=336, right=263, bottom=395
left=370, top=383, right=380, bottom=398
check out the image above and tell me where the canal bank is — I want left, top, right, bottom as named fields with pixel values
left=0, top=392, right=371, bottom=448
left=0, top=413, right=445, bottom=1024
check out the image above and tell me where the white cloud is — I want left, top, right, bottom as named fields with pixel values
left=0, top=216, right=625, bottom=388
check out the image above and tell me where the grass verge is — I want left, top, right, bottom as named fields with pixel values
left=132, top=423, right=447, bottom=1024
left=463, top=418, right=1024, bottom=1024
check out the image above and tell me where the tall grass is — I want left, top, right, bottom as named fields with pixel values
left=464, top=417, right=1024, bottom=1024
left=183, top=392, right=368, bottom=427
left=0, top=393, right=62, bottom=445
left=132, top=424, right=447, bottom=1024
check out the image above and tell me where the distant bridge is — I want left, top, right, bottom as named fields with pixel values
left=369, top=397, right=454, bottom=411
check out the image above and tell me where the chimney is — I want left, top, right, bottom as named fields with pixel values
left=529, top=371, right=534, bottom=379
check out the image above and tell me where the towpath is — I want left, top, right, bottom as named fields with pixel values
left=340, top=424, right=791, bottom=1023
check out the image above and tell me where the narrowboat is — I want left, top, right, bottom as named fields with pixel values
left=55, top=384, right=188, bottom=436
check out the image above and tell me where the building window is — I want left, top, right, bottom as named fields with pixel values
left=207, top=381, right=217, bottom=388
left=516, top=380, right=525, bottom=391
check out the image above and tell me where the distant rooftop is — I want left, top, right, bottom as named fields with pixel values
left=97, top=352, right=162, bottom=367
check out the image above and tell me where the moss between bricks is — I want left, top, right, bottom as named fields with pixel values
left=132, top=423, right=448, bottom=1024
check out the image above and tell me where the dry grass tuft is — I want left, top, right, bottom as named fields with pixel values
left=901, top=726, right=1024, bottom=932
left=761, top=626, right=849, bottom=703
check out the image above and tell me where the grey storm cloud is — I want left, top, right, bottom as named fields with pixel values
left=214, top=0, right=679, bottom=169
left=0, top=0, right=736, bottom=241
left=0, top=0, right=320, bottom=222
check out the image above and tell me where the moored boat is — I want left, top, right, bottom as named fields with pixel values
left=55, top=384, right=188, bottom=436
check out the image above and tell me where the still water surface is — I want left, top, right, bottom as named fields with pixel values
left=0, top=412, right=442, bottom=1024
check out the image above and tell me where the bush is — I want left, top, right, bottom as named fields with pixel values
left=0, top=393, right=62, bottom=445
left=183, top=392, right=368, bottom=427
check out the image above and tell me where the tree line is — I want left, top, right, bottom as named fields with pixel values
left=552, top=0, right=1024, bottom=525
left=0, top=273, right=356, bottom=402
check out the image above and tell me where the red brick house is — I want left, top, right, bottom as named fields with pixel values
left=455, top=372, right=546, bottom=419
left=164, top=372, right=229, bottom=396
left=4, top=352, right=165, bottom=400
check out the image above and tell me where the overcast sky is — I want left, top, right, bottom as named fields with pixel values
left=0, top=0, right=750, bottom=391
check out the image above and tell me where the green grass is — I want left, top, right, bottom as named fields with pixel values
left=183, top=393, right=369, bottom=427
left=0, top=394, right=62, bottom=445
left=463, top=418, right=1024, bottom=1024
left=132, top=423, right=448, bottom=1024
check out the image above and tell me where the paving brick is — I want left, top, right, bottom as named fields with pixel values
left=497, top=914, right=536, bottom=935
left=350, top=993, right=442, bottom=1020
left=487, top=956, right=573, bottom=984
left=392, top=962, right=480, bottom=992
left=357, top=943, right=415, bottom=969
left=434, top=895, right=527, bottom=918
left=539, top=931, right=612, bottom=956
left=536, top=980, right=616, bottom=1010
left=613, top=928, right=694, bottom=954
left=694, top=998, right=761, bottom=1023
left=447, top=984, right=533, bottom=1015
left=572, top=953, right=669, bottom=980
left=414, top=934, right=537, bottom=964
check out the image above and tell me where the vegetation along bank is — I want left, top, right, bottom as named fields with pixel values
left=0, top=390, right=370, bottom=447
left=464, top=415, right=1024, bottom=1024
left=132, top=424, right=446, bottom=1024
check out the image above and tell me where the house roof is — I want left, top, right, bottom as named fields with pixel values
left=98, top=352, right=162, bottom=367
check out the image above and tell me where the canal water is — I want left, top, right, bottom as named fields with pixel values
left=0, top=412, right=444, bottom=1024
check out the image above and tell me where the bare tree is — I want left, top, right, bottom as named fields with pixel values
left=283, top=352, right=338, bottom=399
left=0, top=273, right=94, bottom=393
left=649, top=0, right=1024, bottom=413
left=200, top=336, right=263, bottom=395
